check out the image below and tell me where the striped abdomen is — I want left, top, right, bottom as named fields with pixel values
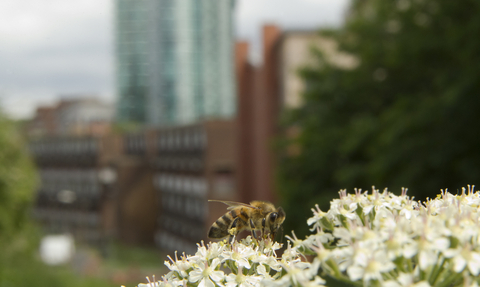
left=208, top=209, right=248, bottom=239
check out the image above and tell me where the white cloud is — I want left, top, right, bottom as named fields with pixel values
left=1, top=0, right=111, bottom=48
left=0, top=0, right=114, bottom=119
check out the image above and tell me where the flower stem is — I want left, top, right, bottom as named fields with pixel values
left=429, top=257, right=445, bottom=285
left=435, top=271, right=462, bottom=287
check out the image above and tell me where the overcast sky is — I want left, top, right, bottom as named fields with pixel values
left=0, top=0, right=350, bottom=119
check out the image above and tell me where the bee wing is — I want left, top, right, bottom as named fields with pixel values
left=208, top=200, right=260, bottom=210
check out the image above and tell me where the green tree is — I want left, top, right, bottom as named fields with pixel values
left=277, top=0, right=480, bottom=237
left=0, top=114, right=38, bottom=257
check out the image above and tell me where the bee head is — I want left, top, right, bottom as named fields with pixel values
left=268, top=212, right=278, bottom=223
left=266, top=207, right=286, bottom=240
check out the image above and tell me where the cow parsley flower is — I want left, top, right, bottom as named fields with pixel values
left=222, top=242, right=256, bottom=269
left=225, top=266, right=261, bottom=287
left=188, top=258, right=224, bottom=287
left=135, top=186, right=480, bottom=287
left=444, top=244, right=480, bottom=275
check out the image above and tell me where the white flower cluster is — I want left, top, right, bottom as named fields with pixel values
left=137, top=186, right=480, bottom=287
left=300, top=185, right=480, bottom=287
left=139, top=236, right=324, bottom=287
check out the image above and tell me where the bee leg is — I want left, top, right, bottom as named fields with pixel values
left=271, top=229, right=276, bottom=241
left=262, top=218, right=266, bottom=239
left=228, top=217, right=240, bottom=244
left=249, top=219, right=257, bottom=239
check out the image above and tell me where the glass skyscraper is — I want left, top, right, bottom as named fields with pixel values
left=115, top=0, right=236, bottom=125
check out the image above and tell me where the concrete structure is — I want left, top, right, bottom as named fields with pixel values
left=277, top=30, right=359, bottom=109
left=115, top=0, right=236, bottom=125
left=234, top=25, right=282, bottom=205
left=235, top=25, right=358, bottom=205
left=151, top=120, right=237, bottom=254
left=30, top=135, right=125, bottom=245
left=30, top=133, right=158, bottom=246
left=56, top=98, right=115, bottom=136
left=27, top=106, right=58, bottom=137
left=26, top=97, right=114, bottom=138
left=114, top=0, right=151, bottom=123
left=29, top=119, right=237, bottom=253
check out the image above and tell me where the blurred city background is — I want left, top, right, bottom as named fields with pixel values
left=1, top=0, right=479, bottom=286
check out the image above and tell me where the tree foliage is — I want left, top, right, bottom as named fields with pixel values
left=0, top=115, right=37, bottom=245
left=277, top=0, right=480, bottom=237
left=0, top=114, right=38, bottom=280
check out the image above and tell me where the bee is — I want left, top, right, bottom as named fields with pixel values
left=208, top=200, right=286, bottom=242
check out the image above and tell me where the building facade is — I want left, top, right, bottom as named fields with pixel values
left=30, top=119, right=238, bottom=254
left=151, top=120, right=237, bottom=254
left=115, top=0, right=150, bottom=123
left=234, top=25, right=358, bottom=204
left=277, top=30, right=359, bottom=109
left=30, top=136, right=124, bottom=245
left=115, top=0, right=236, bottom=125
left=26, top=97, right=114, bottom=138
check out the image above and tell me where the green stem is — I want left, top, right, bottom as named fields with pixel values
left=434, top=271, right=462, bottom=287
left=325, top=258, right=342, bottom=278
left=327, top=274, right=363, bottom=287
left=322, top=259, right=363, bottom=287
left=226, top=260, right=238, bottom=274
left=387, top=271, right=398, bottom=280
left=394, top=257, right=406, bottom=273
left=406, top=258, right=414, bottom=273
left=247, top=263, right=256, bottom=275
left=429, top=257, right=445, bottom=285
left=424, top=265, right=434, bottom=283
left=382, top=271, right=395, bottom=281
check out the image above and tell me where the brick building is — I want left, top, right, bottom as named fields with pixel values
left=30, top=120, right=238, bottom=253
left=151, top=120, right=237, bottom=254
left=235, top=24, right=358, bottom=206
left=26, top=97, right=114, bottom=138
left=30, top=135, right=122, bottom=244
